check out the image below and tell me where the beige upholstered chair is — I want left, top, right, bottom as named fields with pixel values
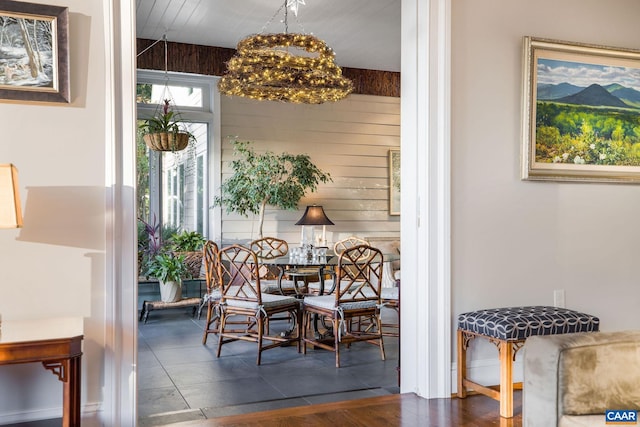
left=524, top=330, right=640, bottom=426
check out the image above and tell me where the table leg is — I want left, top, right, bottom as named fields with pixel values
left=43, top=356, right=82, bottom=426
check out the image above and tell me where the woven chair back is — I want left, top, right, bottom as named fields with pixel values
left=218, top=244, right=262, bottom=304
left=334, top=244, right=383, bottom=303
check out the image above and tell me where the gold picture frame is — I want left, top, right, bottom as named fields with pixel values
left=389, top=149, right=400, bottom=215
left=0, top=0, right=69, bottom=103
left=521, top=37, right=640, bottom=183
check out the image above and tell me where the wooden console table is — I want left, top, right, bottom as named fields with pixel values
left=0, top=318, right=83, bottom=427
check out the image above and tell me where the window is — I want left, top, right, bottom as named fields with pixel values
left=136, top=70, right=215, bottom=238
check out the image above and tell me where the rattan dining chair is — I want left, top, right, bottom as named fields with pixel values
left=216, top=244, right=301, bottom=365
left=306, top=236, right=368, bottom=295
left=201, top=240, right=221, bottom=344
left=302, top=244, right=386, bottom=367
left=250, top=236, right=302, bottom=295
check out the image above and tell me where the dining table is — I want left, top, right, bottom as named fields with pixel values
left=256, top=250, right=401, bottom=339
left=262, top=250, right=401, bottom=296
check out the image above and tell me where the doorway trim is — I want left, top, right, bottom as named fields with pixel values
left=108, top=0, right=453, bottom=421
left=399, top=0, right=452, bottom=398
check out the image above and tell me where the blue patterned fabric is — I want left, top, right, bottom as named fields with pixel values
left=457, top=306, right=599, bottom=341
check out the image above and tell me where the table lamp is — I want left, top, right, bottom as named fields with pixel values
left=295, top=205, right=334, bottom=247
left=0, top=164, right=22, bottom=228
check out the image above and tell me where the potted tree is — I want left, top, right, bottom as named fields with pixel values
left=169, top=230, right=206, bottom=279
left=145, top=252, right=189, bottom=302
left=139, top=99, right=194, bottom=152
left=213, top=140, right=331, bottom=238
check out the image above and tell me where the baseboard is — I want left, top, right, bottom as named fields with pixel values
left=450, top=357, right=523, bottom=394
left=0, top=402, right=100, bottom=426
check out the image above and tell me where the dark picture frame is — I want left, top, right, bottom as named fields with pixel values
left=521, top=37, right=640, bottom=183
left=0, top=0, right=69, bottom=103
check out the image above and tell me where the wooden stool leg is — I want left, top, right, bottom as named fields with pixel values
left=499, top=340, right=513, bottom=418
left=457, top=329, right=467, bottom=398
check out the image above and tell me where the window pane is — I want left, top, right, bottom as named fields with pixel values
left=160, top=122, right=208, bottom=233
left=137, top=83, right=203, bottom=108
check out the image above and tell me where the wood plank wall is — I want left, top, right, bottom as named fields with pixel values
left=219, top=95, right=400, bottom=245
left=136, top=38, right=400, bottom=246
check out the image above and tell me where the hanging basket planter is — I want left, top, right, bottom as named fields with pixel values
left=143, top=132, right=190, bottom=152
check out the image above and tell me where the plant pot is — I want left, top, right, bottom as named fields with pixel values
left=159, top=280, right=183, bottom=302
left=143, top=132, right=189, bottom=152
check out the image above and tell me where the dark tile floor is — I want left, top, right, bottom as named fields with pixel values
left=137, top=306, right=400, bottom=426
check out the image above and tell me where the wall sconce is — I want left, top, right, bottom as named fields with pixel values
left=295, top=205, right=334, bottom=246
left=0, top=164, right=23, bottom=228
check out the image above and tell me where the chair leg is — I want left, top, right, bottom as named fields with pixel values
left=202, top=303, right=213, bottom=345
left=296, top=308, right=302, bottom=353
left=302, top=311, right=309, bottom=355
left=377, top=314, right=386, bottom=361
left=256, top=317, right=264, bottom=365
left=334, top=318, right=341, bottom=368
left=216, top=314, right=226, bottom=358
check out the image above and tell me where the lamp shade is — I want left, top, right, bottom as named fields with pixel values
left=295, top=205, right=334, bottom=226
left=0, top=164, right=22, bottom=228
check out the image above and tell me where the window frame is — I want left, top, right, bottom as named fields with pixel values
left=136, top=70, right=218, bottom=238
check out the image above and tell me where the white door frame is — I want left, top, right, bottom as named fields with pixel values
left=399, top=0, right=452, bottom=398
left=107, top=0, right=453, bottom=423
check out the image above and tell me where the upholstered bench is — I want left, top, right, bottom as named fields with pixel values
left=456, top=306, right=599, bottom=418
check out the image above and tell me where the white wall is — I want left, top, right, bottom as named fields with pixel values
left=451, top=0, right=640, bottom=381
left=0, top=0, right=112, bottom=423
left=218, top=94, right=401, bottom=245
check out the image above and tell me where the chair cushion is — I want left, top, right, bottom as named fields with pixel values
left=203, top=289, right=222, bottom=302
left=308, top=279, right=334, bottom=291
left=457, top=306, right=599, bottom=341
left=226, top=293, right=297, bottom=311
left=259, top=279, right=298, bottom=294
left=381, top=287, right=398, bottom=301
left=304, top=295, right=378, bottom=311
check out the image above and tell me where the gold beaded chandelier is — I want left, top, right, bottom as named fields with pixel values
left=218, top=1, right=353, bottom=104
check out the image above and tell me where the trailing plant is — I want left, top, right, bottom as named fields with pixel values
left=213, top=140, right=331, bottom=238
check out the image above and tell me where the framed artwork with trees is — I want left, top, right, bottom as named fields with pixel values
left=521, top=37, right=640, bottom=183
left=0, top=1, right=69, bottom=103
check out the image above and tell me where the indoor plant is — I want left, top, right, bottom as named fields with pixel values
left=169, top=230, right=206, bottom=279
left=140, top=99, right=194, bottom=152
left=213, top=140, right=331, bottom=238
left=145, top=252, right=188, bottom=302
left=137, top=216, right=180, bottom=278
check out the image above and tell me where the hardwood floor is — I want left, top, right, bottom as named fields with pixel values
left=167, top=392, right=523, bottom=427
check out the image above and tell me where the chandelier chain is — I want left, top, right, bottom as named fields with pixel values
left=260, top=2, right=286, bottom=34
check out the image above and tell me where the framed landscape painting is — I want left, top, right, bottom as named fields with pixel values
left=521, top=37, right=640, bottom=182
left=389, top=149, right=400, bottom=215
left=0, top=1, right=69, bottom=103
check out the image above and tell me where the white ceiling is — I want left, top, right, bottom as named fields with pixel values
left=135, top=0, right=401, bottom=72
